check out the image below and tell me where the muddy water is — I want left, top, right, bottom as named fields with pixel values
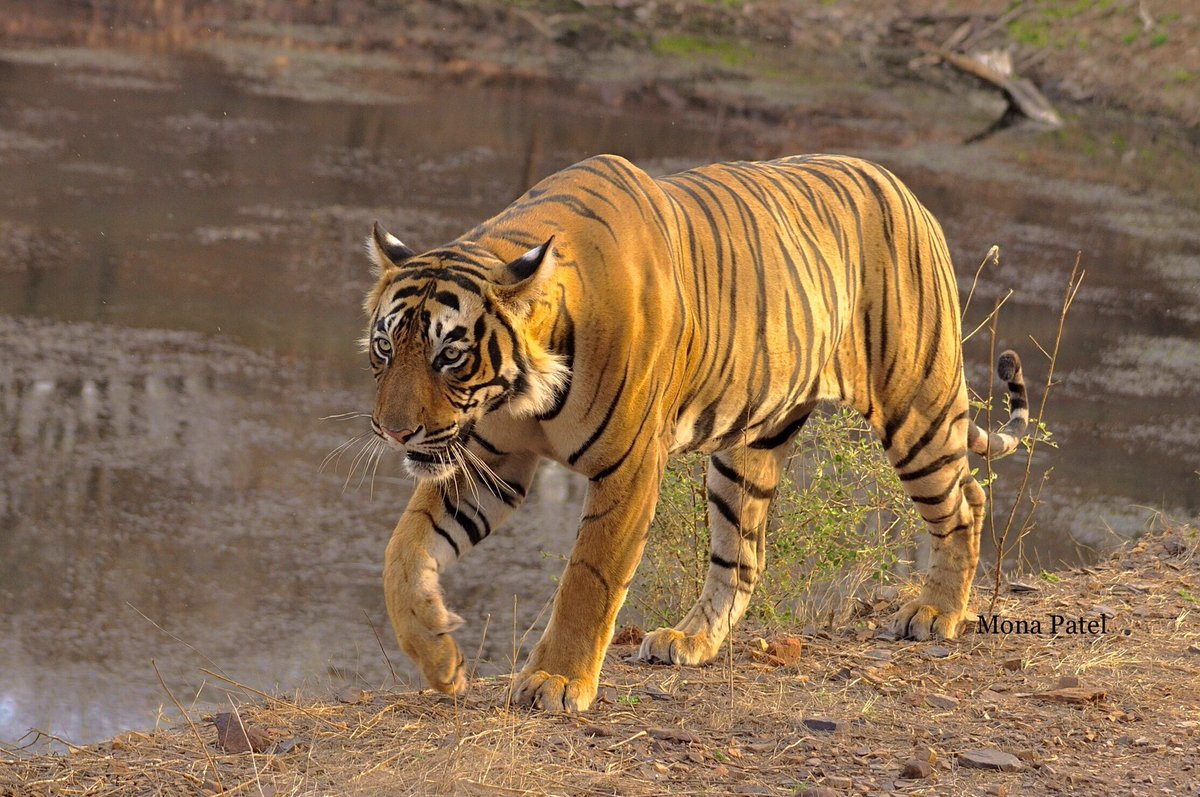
left=1, top=49, right=1197, bottom=745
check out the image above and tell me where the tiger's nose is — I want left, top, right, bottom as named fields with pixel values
left=383, top=426, right=419, bottom=444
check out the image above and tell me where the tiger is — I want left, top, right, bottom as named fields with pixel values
left=361, top=153, right=1029, bottom=713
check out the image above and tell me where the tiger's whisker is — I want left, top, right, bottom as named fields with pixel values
left=321, top=431, right=369, bottom=473
left=443, top=450, right=463, bottom=509
left=343, top=436, right=376, bottom=494
left=320, top=411, right=373, bottom=421
left=455, top=445, right=482, bottom=508
left=458, top=444, right=516, bottom=499
left=460, top=448, right=503, bottom=501
left=354, top=438, right=381, bottom=492
left=369, top=440, right=386, bottom=500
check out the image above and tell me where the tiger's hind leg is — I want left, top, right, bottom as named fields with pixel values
left=885, top=393, right=984, bottom=640
left=638, top=412, right=807, bottom=666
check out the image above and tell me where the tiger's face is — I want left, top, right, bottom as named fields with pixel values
left=362, top=224, right=566, bottom=481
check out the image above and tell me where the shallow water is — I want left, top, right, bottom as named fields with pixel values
left=1, top=48, right=1197, bottom=745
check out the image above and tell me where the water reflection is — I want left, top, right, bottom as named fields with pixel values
left=0, top=317, right=586, bottom=744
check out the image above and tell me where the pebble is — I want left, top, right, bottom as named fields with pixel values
left=926, top=693, right=959, bottom=710
left=925, top=645, right=952, bottom=658
left=767, top=635, right=805, bottom=666
left=334, top=687, right=365, bottom=704
left=958, top=749, right=1024, bottom=771
left=901, top=758, right=933, bottom=779
left=803, top=717, right=841, bottom=732
left=830, top=666, right=855, bottom=681
left=647, top=726, right=698, bottom=744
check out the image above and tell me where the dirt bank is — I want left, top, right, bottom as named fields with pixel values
left=2, top=1, right=1198, bottom=129
left=3, top=525, right=1197, bottom=796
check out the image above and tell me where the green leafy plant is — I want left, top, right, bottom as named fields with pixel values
left=630, top=406, right=924, bottom=630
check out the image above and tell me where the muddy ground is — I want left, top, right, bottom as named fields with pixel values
left=3, top=526, right=1199, bottom=796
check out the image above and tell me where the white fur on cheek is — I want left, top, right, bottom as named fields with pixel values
left=506, top=348, right=570, bottom=418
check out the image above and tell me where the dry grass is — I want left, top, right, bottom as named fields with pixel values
left=4, top=525, right=1199, bottom=796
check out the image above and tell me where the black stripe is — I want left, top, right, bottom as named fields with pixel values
left=898, top=451, right=966, bottom=482
left=433, top=524, right=460, bottom=557
left=443, top=494, right=484, bottom=545
left=909, top=479, right=958, bottom=506
left=568, top=367, right=629, bottom=466
left=929, top=521, right=971, bottom=539
left=893, top=404, right=963, bottom=470
left=433, top=291, right=460, bottom=311
left=749, top=412, right=810, bottom=450
left=710, top=553, right=756, bottom=582
left=468, top=431, right=504, bottom=456
left=590, top=397, right=657, bottom=482
left=709, top=493, right=741, bottom=527
left=497, top=477, right=525, bottom=507
left=570, top=559, right=613, bottom=602
left=535, top=301, right=575, bottom=421
left=711, top=458, right=775, bottom=500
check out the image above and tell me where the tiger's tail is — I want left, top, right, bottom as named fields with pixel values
left=967, top=350, right=1029, bottom=458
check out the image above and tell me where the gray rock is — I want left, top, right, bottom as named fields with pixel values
left=958, top=749, right=1024, bottom=771
left=926, top=693, right=959, bottom=710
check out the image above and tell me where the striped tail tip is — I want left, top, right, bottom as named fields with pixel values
left=968, top=349, right=1030, bottom=458
left=997, top=349, right=1029, bottom=438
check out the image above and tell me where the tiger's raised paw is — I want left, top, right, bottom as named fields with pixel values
left=637, top=627, right=717, bottom=666
left=510, top=669, right=597, bottom=713
left=403, top=630, right=469, bottom=696
left=892, top=600, right=968, bottom=641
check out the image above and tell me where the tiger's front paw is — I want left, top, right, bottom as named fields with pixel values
left=402, top=628, right=469, bottom=695
left=384, top=540, right=470, bottom=695
left=637, top=627, right=718, bottom=666
left=892, top=599, right=968, bottom=641
left=510, top=669, right=597, bottom=713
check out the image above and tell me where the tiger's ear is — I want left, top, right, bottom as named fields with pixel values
left=492, top=237, right=555, bottom=313
left=367, top=221, right=416, bottom=276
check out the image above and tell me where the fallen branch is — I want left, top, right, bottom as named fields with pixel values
left=916, top=39, right=1062, bottom=129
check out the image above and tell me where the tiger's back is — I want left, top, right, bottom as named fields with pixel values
left=465, top=154, right=973, bottom=463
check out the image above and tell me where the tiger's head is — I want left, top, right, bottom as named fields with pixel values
left=362, top=223, right=568, bottom=481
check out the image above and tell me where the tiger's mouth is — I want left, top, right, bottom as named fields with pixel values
left=400, top=422, right=475, bottom=482
left=403, top=450, right=459, bottom=481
